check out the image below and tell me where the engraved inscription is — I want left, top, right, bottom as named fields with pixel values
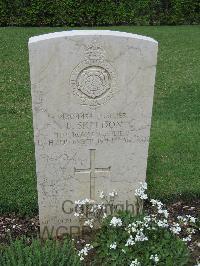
left=35, top=111, right=149, bottom=147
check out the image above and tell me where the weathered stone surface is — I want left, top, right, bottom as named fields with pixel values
left=29, top=30, right=158, bottom=238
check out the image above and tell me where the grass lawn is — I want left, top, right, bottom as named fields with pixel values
left=0, top=26, right=200, bottom=216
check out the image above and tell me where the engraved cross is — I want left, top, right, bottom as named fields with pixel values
left=74, top=149, right=111, bottom=199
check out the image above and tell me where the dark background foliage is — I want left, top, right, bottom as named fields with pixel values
left=0, top=0, right=199, bottom=26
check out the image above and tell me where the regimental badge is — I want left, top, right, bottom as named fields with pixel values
left=70, top=40, right=117, bottom=107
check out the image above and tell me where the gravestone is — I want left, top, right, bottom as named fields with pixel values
left=28, top=30, right=158, bottom=238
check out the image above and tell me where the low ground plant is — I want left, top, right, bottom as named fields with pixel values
left=0, top=182, right=199, bottom=265
left=92, top=212, right=191, bottom=265
left=75, top=183, right=199, bottom=265
left=0, top=237, right=80, bottom=266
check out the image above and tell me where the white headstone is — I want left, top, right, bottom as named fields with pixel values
left=29, top=30, right=158, bottom=238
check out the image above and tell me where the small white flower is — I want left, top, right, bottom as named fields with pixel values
left=126, top=222, right=138, bottom=233
left=187, top=228, right=196, bottom=234
left=130, top=258, right=141, bottom=266
left=122, top=249, right=126, bottom=253
left=131, top=226, right=137, bottom=233
left=109, top=190, right=118, bottom=197
left=170, top=223, right=181, bottom=235
left=84, top=219, right=94, bottom=228
left=189, top=216, right=196, bottom=223
left=135, top=182, right=148, bottom=200
left=110, top=242, right=117, bottom=249
left=74, top=212, right=80, bottom=217
left=103, top=213, right=107, bottom=219
left=135, top=231, right=148, bottom=242
left=109, top=192, right=114, bottom=197
left=144, top=216, right=151, bottom=223
left=158, top=209, right=169, bottom=218
left=178, top=215, right=196, bottom=226
left=157, top=219, right=168, bottom=228
left=110, top=217, right=122, bottom=227
left=75, top=198, right=94, bottom=206
left=136, top=220, right=143, bottom=226
left=99, top=191, right=105, bottom=199
left=150, top=199, right=163, bottom=209
left=135, top=188, right=148, bottom=199
left=140, top=181, right=147, bottom=190
left=150, top=254, right=159, bottom=263
left=94, top=203, right=102, bottom=210
left=177, top=215, right=183, bottom=220
left=85, top=244, right=92, bottom=249
left=178, top=215, right=188, bottom=225
left=78, top=244, right=93, bottom=260
left=182, top=235, right=192, bottom=242
left=125, top=235, right=135, bottom=246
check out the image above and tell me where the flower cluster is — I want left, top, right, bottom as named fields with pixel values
left=150, top=254, right=159, bottom=264
left=182, top=235, right=192, bottom=242
left=135, top=231, right=148, bottom=242
left=170, top=222, right=182, bottom=235
left=74, top=198, right=95, bottom=217
left=125, top=219, right=150, bottom=246
left=125, top=235, right=135, bottom=246
left=157, top=219, right=168, bottom=228
left=74, top=189, right=119, bottom=230
left=110, top=242, right=117, bottom=249
left=177, top=214, right=197, bottom=243
left=75, top=182, right=198, bottom=264
left=110, top=217, right=123, bottom=227
left=150, top=199, right=169, bottom=218
left=135, top=182, right=148, bottom=200
left=99, top=191, right=105, bottom=199
left=99, top=189, right=118, bottom=200
left=178, top=214, right=196, bottom=225
left=130, top=258, right=141, bottom=266
left=75, top=198, right=95, bottom=206
left=109, top=190, right=118, bottom=197
left=78, top=243, right=93, bottom=261
left=84, top=218, right=94, bottom=228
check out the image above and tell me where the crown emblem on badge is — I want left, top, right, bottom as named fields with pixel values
left=85, top=40, right=105, bottom=61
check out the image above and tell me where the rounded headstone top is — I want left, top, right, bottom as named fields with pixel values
left=28, top=30, right=158, bottom=45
